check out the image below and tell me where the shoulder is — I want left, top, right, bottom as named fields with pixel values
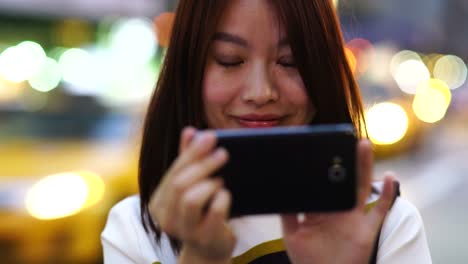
left=107, top=195, right=141, bottom=221
left=101, top=196, right=174, bottom=263
left=102, top=195, right=143, bottom=242
left=372, top=185, right=432, bottom=263
left=380, top=197, right=426, bottom=245
left=368, top=181, right=425, bottom=241
left=368, top=181, right=422, bottom=227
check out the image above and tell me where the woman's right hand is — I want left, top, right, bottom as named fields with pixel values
left=148, top=127, right=236, bottom=264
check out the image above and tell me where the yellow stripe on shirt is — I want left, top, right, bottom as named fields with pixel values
left=232, top=238, right=286, bottom=264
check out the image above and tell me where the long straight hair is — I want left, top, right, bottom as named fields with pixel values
left=139, top=0, right=366, bottom=253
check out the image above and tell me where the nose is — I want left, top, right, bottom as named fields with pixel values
left=241, top=64, right=279, bottom=106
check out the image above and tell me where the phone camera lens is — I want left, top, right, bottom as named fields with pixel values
left=328, top=164, right=346, bottom=182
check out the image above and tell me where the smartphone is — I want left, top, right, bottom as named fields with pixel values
left=214, top=123, right=357, bottom=217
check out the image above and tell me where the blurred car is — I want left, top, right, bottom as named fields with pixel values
left=0, top=103, right=140, bottom=264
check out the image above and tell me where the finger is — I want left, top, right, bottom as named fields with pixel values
left=179, top=178, right=223, bottom=239
left=200, top=188, right=232, bottom=237
left=179, top=126, right=197, bottom=153
left=367, top=174, right=395, bottom=231
left=158, top=148, right=228, bottom=233
left=281, top=214, right=299, bottom=234
left=169, top=131, right=218, bottom=178
left=301, top=213, right=327, bottom=226
left=172, top=148, right=228, bottom=188
left=157, top=131, right=216, bottom=205
left=357, top=139, right=373, bottom=209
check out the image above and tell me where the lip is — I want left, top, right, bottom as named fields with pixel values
left=234, top=114, right=284, bottom=128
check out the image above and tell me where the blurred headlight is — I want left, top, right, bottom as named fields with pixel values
left=366, top=102, right=409, bottom=145
left=25, top=171, right=105, bottom=220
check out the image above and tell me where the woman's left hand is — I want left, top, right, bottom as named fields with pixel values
left=281, top=139, right=396, bottom=264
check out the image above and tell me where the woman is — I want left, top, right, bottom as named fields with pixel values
left=101, top=0, right=431, bottom=263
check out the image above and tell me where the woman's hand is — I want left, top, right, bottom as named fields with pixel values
left=148, top=127, right=236, bottom=264
left=281, top=139, right=396, bottom=264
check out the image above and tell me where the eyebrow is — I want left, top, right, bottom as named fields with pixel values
left=213, top=32, right=290, bottom=49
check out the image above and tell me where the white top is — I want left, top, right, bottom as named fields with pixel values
left=101, top=190, right=432, bottom=264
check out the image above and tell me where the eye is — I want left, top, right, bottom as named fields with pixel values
left=216, top=59, right=244, bottom=68
left=214, top=54, right=244, bottom=68
left=278, top=56, right=296, bottom=68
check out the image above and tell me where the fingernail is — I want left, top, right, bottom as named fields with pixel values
left=183, top=126, right=196, bottom=135
left=193, top=132, right=206, bottom=145
left=213, top=148, right=227, bottom=161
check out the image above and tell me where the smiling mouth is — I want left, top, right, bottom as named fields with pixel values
left=234, top=114, right=284, bottom=128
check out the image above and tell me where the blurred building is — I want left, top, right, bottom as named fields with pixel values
left=443, top=0, right=468, bottom=59
left=0, top=0, right=166, bottom=19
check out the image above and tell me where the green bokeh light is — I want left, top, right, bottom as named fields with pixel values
left=29, top=58, right=62, bottom=93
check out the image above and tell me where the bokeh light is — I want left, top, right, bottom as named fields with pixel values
left=433, top=55, right=467, bottom=90
left=413, top=78, right=452, bottom=123
left=393, top=59, right=431, bottom=94
left=344, top=47, right=357, bottom=74
left=99, top=62, right=158, bottom=106
left=59, top=48, right=92, bottom=84
left=25, top=172, right=89, bottom=220
left=154, top=12, right=175, bottom=48
left=59, top=47, right=107, bottom=96
left=0, top=41, right=47, bottom=83
left=366, top=102, right=409, bottom=145
left=390, top=50, right=422, bottom=77
left=28, top=58, right=62, bottom=93
left=77, top=171, right=105, bottom=209
left=108, top=18, right=157, bottom=65
left=346, top=38, right=373, bottom=75
left=361, top=43, right=397, bottom=84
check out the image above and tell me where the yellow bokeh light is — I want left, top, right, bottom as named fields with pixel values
left=412, top=78, right=451, bottom=123
left=344, top=47, right=357, bottom=74
left=333, top=0, right=340, bottom=8
left=433, top=55, right=467, bottom=90
left=78, top=171, right=106, bottom=209
left=0, top=77, right=25, bottom=102
left=25, top=172, right=89, bottom=220
left=366, top=102, right=409, bottom=145
left=393, top=59, right=430, bottom=94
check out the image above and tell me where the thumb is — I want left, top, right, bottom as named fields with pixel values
left=179, top=126, right=197, bottom=153
left=281, top=214, right=299, bottom=234
left=367, top=174, right=395, bottom=232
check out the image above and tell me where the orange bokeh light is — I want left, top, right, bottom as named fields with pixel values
left=344, top=47, right=357, bottom=75
left=153, top=12, right=175, bottom=48
left=346, top=38, right=373, bottom=75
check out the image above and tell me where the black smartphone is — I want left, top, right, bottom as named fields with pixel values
left=214, top=123, right=357, bottom=217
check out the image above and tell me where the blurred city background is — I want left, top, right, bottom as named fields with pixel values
left=0, top=0, right=466, bottom=263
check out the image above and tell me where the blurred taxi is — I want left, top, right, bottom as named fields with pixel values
left=0, top=102, right=140, bottom=263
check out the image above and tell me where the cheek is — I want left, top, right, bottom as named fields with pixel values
left=276, top=70, right=310, bottom=106
left=203, top=65, right=240, bottom=108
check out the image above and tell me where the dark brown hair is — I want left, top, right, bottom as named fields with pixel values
left=139, top=0, right=365, bottom=253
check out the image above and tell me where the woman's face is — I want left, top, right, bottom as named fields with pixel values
left=203, top=0, right=315, bottom=129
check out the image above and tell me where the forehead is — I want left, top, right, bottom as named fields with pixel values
left=216, top=0, right=285, bottom=42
